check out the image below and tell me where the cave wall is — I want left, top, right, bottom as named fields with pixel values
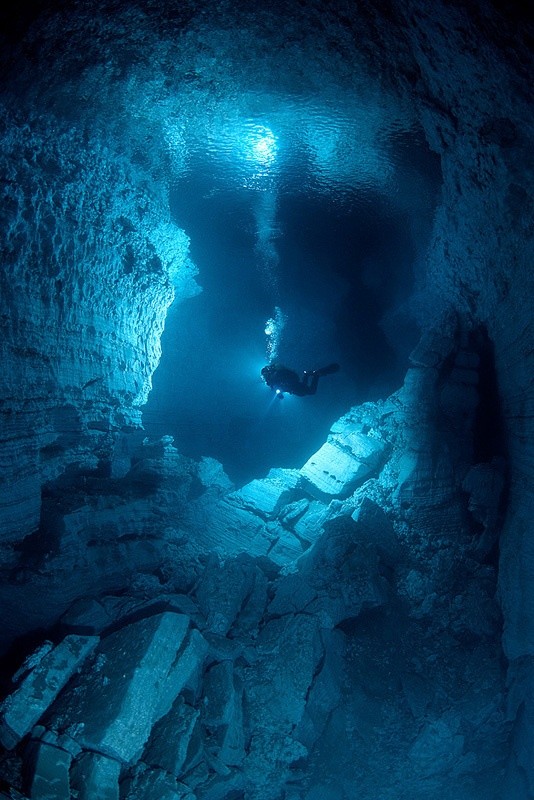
left=360, top=5, right=533, bottom=790
left=0, top=98, right=199, bottom=549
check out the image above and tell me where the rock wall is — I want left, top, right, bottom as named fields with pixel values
left=0, top=107, right=199, bottom=548
left=354, top=5, right=533, bottom=792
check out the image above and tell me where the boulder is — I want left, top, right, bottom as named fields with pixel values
left=60, top=598, right=111, bottom=635
left=197, top=456, right=234, bottom=493
left=299, top=518, right=389, bottom=628
left=266, top=528, right=306, bottom=565
left=195, top=555, right=257, bottom=635
left=293, top=629, right=344, bottom=749
left=49, top=613, right=206, bottom=763
left=23, top=740, right=71, bottom=800
left=292, top=501, right=330, bottom=544
left=202, top=661, right=245, bottom=767
left=120, top=765, right=194, bottom=800
left=0, top=635, right=98, bottom=749
left=70, top=752, right=121, bottom=800
left=268, top=574, right=317, bottom=616
left=143, top=697, right=199, bottom=778
left=197, top=498, right=274, bottom=557
left=228, top=469, right=301, bottom=519
left=301, top=433, right=386, bottom=499
left=233, top=566, right=268, bottom=633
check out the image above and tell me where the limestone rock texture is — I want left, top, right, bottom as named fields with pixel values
left=0, top=1, right=532, bottom=800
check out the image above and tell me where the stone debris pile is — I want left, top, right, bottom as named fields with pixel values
left=0, top=321, right=510, bottom=799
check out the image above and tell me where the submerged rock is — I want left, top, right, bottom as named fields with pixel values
left=300, top=433, right=387, bottom=499
left=70, top=752, right=121, bottom=800
left=0, top=635, right=98, bottom=750
left=48, top=613, right=204, bottom=763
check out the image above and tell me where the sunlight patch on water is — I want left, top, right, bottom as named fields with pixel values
left=165, top=92, right=417, bottom=208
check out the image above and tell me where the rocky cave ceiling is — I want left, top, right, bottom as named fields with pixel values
left=0, top=1, right=532, bottom=799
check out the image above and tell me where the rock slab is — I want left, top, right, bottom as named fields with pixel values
left=0, top=635, right=98, bottom=749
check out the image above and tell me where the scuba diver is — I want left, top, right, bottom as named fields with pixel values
left=261, top=362, right=340, bottom=398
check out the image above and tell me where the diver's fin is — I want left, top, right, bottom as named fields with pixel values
left=316, top=363, right=340, bottom=376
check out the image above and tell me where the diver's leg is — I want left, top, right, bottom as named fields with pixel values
left=307, top=373, right=320, bottom=394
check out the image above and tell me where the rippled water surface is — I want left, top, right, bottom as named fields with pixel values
left=165, top=94, right=423, bottom=210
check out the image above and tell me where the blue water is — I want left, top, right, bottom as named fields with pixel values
left=144, top=118, right=441, bottom=485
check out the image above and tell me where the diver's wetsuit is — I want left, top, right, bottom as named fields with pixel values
left=261, top=363, right=340, bottom=397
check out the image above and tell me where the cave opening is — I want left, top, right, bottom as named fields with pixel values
left=143, top=123, right=442, bottom=485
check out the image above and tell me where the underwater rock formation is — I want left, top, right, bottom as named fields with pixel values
left=0, top=0, right=532, bottom=798
left=0, top=324, right=512, bottom=798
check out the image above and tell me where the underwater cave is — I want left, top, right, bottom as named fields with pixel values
left=0, top=1, right=532, bottom=799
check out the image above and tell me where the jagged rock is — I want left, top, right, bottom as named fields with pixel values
left=228, top=469, right=301, bottom=519
left=268, top=574, right=317, bottom=616
left=202, top=634, right=245, bottom=663
left=233, top=566, right=268, bottom=633
left=202, top=661, right=245, bottom=767
left=179, top=759, right=210, bottom=792
left=0, top=635, right=98, bottom=750
left=197, top=457, right=234, bottom=493
left=449, top=579, right=501, bottom=640
left=128, top=437, right=197, bottom=496
left=202, top=662, right=236, bottom=729
left=350, top=496, right=400, bottom=564
left=194, top=498, right=274, bottom=557
left=31, top=727, right=82, bottom=759
left=294, top=629, right=344, bottom=749
left=245, top=616, right=323, bottom=728
left=243, top=733, right=308, bottom=800
left=266, top=528, right=306, bottom=565
left=99, top=593, right=205, bottom=632
left=11, top=642, right=54, bottom=684
left=143, top=696, right=199, bottom=778
left=300, top=432, right=387, bottom=499
left=299, top=519, right=389, bottom=628
left=408, top=712, right=465, bottom=777
left=278, top=498, right=309, bottom=528
left=194, top=771, right=245, bottom=800
left=56, top=499, right=182, bottom=595
left=23, top=740, right=71, bottom=800
left=70, top=752, right=121, bottom=800
left=292, top=501, right=330, bottom=544
left=120, top=764, right=194, bottom=800
left=243, top=615, right=323, bottom=796
left=194, top=555, right=257, bottom=635
left=48, top=613, right=207, bottom=763
left=60, top=598, right=111, bottom=635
